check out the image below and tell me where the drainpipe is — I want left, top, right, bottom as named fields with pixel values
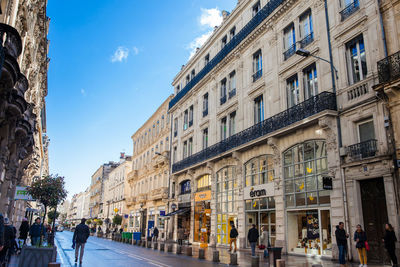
left=166, top=111, right=174, bottom=241
left=324, top=0, right=352, bottom=260
left=377, top=0, right=388, bottom=57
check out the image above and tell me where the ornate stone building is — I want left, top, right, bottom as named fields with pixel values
left=125, top=95, right=172, bottom=240
left=168, top=0, right=399, bottom=263
left=0, top=0, right=49, bottom=224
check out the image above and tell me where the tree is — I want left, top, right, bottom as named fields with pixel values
left=112, top=214, right=122, bottom=225
left=47, top=209, right=60, bottom=224
left=27, top=174, right=68, bottom=246
left=86, top=219, right=92, bottom=225
left=94, top=219, right=103, bottom=226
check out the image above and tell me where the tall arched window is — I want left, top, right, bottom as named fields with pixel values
left=245, top=155, right=274, bottom=187
left=196, top=174, right=211, bottom=191
left=283, top=140, right=329, bottom=207
left=180, top=180, right=191, bottom=195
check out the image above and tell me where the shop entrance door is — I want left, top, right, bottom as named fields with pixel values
left=246, top=211, right=275, bottom=247
left=360, top=178, right=388, bottom=264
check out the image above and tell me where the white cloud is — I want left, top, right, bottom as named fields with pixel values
left=132, top=46, right=139, bottom=55
left=187, top=8, right=223, bottom=59
left=111, top=46, right=129, bottom=63
left=80, top=88, right=86, bottom=96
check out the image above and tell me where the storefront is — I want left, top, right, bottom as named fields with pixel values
left=283, top=140, right=332, bottom=256
left=177, top=180, right=191, bottom=241
left=194, top=189, right=211, bottom=243
left=215, top=166, right=238, bottom=245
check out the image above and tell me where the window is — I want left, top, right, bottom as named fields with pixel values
left=228, top=71, right=236, bottom=98
left=283, top=24, right=296, bottom=60
left=221, top=117, right=227, bottom=141
left=173, top=146, right=177, bottom=163
left=180, top=180, right=191, bottom=194
left=189, top=105, right=193, bottom=127
left=340, top=0, right=360, bottom=21
left=220, top=78, right=227, bottom=105
left=176, top=85, right=180, bottom=94
left=252, top=50, right=262, bottom=82
left=245, top=155, right=274, bottom=186
left=197, top=174, right=211, bottom=191
left=183, top=141, right=188, bottom=159
left=254, top=95, right=264, bottom=124
left=203, top=128, right=208, bottom=149
left=229, top=27, right=236, bottom=40
left=191, top=69, right=196, bottom=80
left=229, top=111, right=236, bottom=137
left=188, top=137, right=193, bottom=156
left=299, top=10, right=313, bottom=48
left=204, top=54, right=210, bottom=66
left=358, top=120, right=375, bottom=142
left=174, top=118, right=178, bottom=137
left=287, top=75, right=299, bottom=108
left=203, top=93, right=209, bottom=117
left=346, top=35, right=367, bottom=84
left=221, top=35, right=227, bottom=49
left=252, top=1, right=261, bottom=17
left=303, top=64, right=318, bottom=100
left=284, top=140, right=329, bottom=207
left=186, top=75, right=190, bottom=85
left=183, top=110, right=188, bottom=130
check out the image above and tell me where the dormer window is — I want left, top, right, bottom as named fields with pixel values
left=221, top=35, right=227, bottom=49
left=252, top=1, right=261, bottom=17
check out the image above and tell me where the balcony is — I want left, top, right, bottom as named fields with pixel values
left=252, top=69, right=262, bottom=82
left=283, top=44, right=296, bottom=61
left=377, top=50, right=400, bottom=84
left=169, top=0, right=286, bottom=110
left=172, top=91, right=336, bottom=173
left=348, top=139, right=377, bottom=160
left=229, top=88, right=236, bottom=99
left=149, top=187, right=168, bottom=200
left=127, top=170, right=138, bottom=182
left=340, top=0, right=360, bottom=21
left=299, top=33, right=314, bottom=49
left=220, top=95, right=227, bottom=105
left=203, top=108, right=208, bottom=117
left=0, top=23, right=22, bottom=59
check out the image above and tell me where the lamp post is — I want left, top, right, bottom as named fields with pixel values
left=295, top=48, right=338, bottom=82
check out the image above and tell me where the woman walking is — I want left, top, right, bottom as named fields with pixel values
left=354, top=224, right=367, bottom=267
left=383, top=223, right=398, bottom=267
left=18, top=218, right=29, bottom=245
left=260, top=226, right=269, bottom=258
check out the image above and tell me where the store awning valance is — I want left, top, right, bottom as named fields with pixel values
left=163, top=208, right=190, bottom=217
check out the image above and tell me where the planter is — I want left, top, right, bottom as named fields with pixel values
left=18, top=246, right=57, bottom=267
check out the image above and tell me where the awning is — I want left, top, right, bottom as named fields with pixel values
left=163, top=208, right=190, bottom=217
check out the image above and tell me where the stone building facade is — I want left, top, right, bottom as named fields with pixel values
left=0, top=0, right=49, bottom=225
left=125, top=95, right=172, bottom=240
left=167, top=0, right=399, bottom=263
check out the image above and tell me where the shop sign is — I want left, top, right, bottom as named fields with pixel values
left=171, top=203, right=177, bottom=210
left=14, top=186, right=34, bottom=201
left=194, top=190, right=211, bottom=202
left=322, top=176, right=333, bottom=190
left=178, top=193, right=191, bottom=203
left=244, top=183, right=274, bottom=200
left=160, top=211, right=165, bottom=216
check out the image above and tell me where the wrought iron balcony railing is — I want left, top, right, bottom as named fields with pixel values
left=340, top=0, right=360, bottom=21
left=169, top=0, right=286, bottom=110
left=377, top=50, right=400, bottom=84
left=0, top=23, right=22, bottom=59
left=229, top=88, right=236, bottom=99
left=172, top=91, right=336, bottom=173
left=283, top=44, right=296, bottom=61
left=220, top=95, right=227, bottom=105
left=348, top=139, right=377, bottom=159
left=203, top=108, right=208, bottom=117
left=299, top=33, right=314, bottom=48
left=253, top=69, right=263, bottom=82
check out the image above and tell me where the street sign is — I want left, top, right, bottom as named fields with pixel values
left=171, top=203, right=177, bottom=210
left=14, top=186, right=34, bottom=201
left=323, top=176, right=333, bottom=190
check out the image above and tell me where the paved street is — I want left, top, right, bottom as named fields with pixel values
left=55, top=231, right=221, bottom=267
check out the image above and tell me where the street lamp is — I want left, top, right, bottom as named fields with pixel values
left=295, top=48, right=338, bottom=80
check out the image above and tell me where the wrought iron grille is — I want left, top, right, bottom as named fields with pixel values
left=229, top=88, right=236, bottom=99
left=168, top=0, right=286, bottom=110
left=252, top=69, right=263, bottom=82
left=340, top=0, right=360, bottom=21
left=378, top=50, right=400, bottom=84
left=172, top=91, right=337, bottom=173
left=348, top=139, right=377, bottom=159
left=220, top=95, right=227, bottom=105
left=299, top=33, right=314, bottom=48
left=283, top=44, right=296, bottom=61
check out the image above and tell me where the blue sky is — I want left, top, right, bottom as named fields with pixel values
left=47, top=0, right=237, bottom=198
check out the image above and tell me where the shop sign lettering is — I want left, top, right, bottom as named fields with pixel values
left=14, top=186, right=34, bottom=201
left=244, top=183, right=274, bottom=200
left=250, top=189, right=266, bottom=198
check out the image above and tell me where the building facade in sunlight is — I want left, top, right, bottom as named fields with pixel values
left=0, top=0, right=50, bottom=224
left=125, top=95, right=173, bottom=240
left=167, top=0, right=399, bottom=262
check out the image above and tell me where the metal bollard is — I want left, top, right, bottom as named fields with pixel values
left=153, top=242, right=158, bottom=250
left=48, top=263, right=60, bottom=267
left=251, top=256, right=260, bottom=267
left=167, top=244, right=173, bottom=252
left=277, top=259, right=286, bottom=267
left=160, top=243, right=165, bottom=251
left=147, top=241, right=152, bottom=248
left=212, top=250, right=219, bottom=262
left=199, top=248, right=205, bottom=259
left=176, top=245, right=182, bottom=254
left=230, top=252, right=238, bottom=265
left=186, top=246, right=192, bottom=256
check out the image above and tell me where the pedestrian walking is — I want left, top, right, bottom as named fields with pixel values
left=177, top=227, right=184, bottom=246
left=354, top=224, right=368, bottom=267
left=228, top=223, right=238, bottom=253
left=260, top=225, right=269, bottom=258
left=153, top=227, right=159, bottom=242
left=18, top=218, right=29, bottom=245
left=0, top=218, right=16, bottom=265
left=247, top=224, right=259, bottom=257
left=73, top=218, right=90, bottom=265
left=335, top=222, right=349, bottom=267
left=383, top=223, right=398, bottom=267
left=29, top=217, right=45, bottom=246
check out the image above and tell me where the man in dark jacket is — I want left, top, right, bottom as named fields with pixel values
left=0, top=218, right=16, bottom=264
left=335, top=222, right=349, bottom=267
left=29, top=217, right=45, bottom=246
left=248, top=224, right=259, bottom=256
left=229, top=224, right=238, bottom=252
left=73, top=218, right=90, bottom=264
left=153, top=227, right=159, bottom=242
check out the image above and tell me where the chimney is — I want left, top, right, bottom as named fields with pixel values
left=120, top=152, right=125, bottom=159
left=222, top=10, right=230, bottom=20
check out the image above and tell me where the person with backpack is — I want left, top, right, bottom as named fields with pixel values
left=354, top=224, right=367, bottom=267
left=73, top=218, right=90, bottom=265
left=229, top=223, right=238, bottom=253
left=247, top=224, right=259, bottom=256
